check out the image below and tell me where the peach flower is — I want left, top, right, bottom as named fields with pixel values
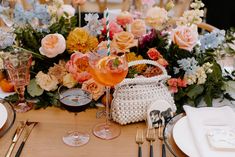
left=39, top=33, right=66, bottom=58
left=72, top=0, right=86, bottom=5
left=62, top=73, right=77, bottom=88
left=66, top=52, right=91, bottom=83
left=82, top=79, right=105, bottom=101
left=35, top=71, right=59, bottom=91
left=157, top=58, right=168, bottom=67
left=147, top=48, right=162, bottom=60
left=116, top=11, right=133, bottom=26
left=145, top=6, right=168, bottom=29
left=171, top=26, right=198, bottom=51
left=131, top=19, right=146, bottom=38
left=112, top=31, right=137, bottom=53
left=102, top=19, right=123, bottom=39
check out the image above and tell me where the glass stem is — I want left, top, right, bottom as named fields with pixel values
left=74, top=113, right=78, bottom=131
left=16, top=86, right=25, bottom=103
left=105, top=86, right=111, bottom=126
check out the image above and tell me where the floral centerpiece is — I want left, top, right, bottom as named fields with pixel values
left=0, top=0, right=234, bottom=111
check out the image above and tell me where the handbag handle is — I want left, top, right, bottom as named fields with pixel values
left=117, top=60, right=170, bottom=86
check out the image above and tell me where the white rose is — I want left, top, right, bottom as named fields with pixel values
left=36, top=71, right=59, bottom=91
left=39, top=33, right=66, bottom=58
left=57, top=5, right=75, bottom=18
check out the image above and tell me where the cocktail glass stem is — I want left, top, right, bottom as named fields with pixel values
left=105, top=86, right=111, bottom=126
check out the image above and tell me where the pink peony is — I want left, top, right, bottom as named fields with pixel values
left=116, top=11, right=133, bottom=26
left=147, top=48, right=162, bottom=60
left=101, top=19, right=123, bottom=39
left=171, top=26, right=198, bottom=51
left=66, top=52, right=91, bottom=83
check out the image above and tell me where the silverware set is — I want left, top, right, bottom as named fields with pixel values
left=136, top=109, right=174, bottom=157
left=5, top=120, right=38, bottom=157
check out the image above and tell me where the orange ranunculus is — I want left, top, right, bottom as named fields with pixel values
left=112, top=31, right=137, bottom=53
left=66, top=52, right=91, bottom=83
left=147, top=48, right=162, bottom=60
left=171, top=25, right=198, bottom=51
left=131, top=19, right=146, bottom=38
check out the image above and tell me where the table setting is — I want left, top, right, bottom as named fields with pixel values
left=0, top=0, right=235, bottom=156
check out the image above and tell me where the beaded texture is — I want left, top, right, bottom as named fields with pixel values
left=111, top=60, right=176, bottom=125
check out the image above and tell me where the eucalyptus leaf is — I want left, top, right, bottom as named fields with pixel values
left=187, top=85, right=204, bottom=99
left=27, top=79, right=44, bottom=97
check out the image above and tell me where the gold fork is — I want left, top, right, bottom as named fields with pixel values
left=146, top=128, right=156, bottom=157
left=136, top=128, right=144, bottom=157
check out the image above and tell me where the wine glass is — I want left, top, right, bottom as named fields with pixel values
left=88, top=53, right=128, bottom=140
left=3, top=50, right=32, bottom=113
left=58, top=84, right=92, bottom=147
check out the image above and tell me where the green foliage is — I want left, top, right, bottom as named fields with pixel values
left=49, top=16, right=77, bottom=37
left=27, top=79, right=44, bottom=97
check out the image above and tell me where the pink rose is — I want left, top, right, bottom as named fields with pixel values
left=177, top=78, right=187, bottom=87
left=147, top=48, right=162, bottom=60
left=171, top=26, right=198, bottom=51
left=157, top=58, right=168, bottom=67
left=102, top=19, right=123, bottom=39
left=82, top=79, right=105, bottom=101
left=131, top=19, right=146, bottom=38
left=72, top=0, right=86, bottom=5
left=169, top=86, right=178, bottom=93
left=167, top=78, right=178, bottom=87
left=39, top=33, right=66, bottom=58
left=66, top=52, right=91, bottom=83
left=116, top=11, right=133, bottom=26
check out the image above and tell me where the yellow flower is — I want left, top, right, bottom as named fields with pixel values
left=66, top=28, right=98, bottom=53
left=126, top=52, right=146, bottom=72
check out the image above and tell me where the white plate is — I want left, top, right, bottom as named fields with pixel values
left=0, top=88, right=14, bottom=99
left=0, top=103, right=8, bottom=129
left=173, top=116, right=200, bottom=157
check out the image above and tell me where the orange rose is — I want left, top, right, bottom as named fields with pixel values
left=171, top=26, right=198, bottom=51
left=157, top=58, right=169, bottom=67
left=131, top=19, right=146, bottom=38
left=82, top=79, right=105, bottom=101
left=112, top=31, right=137, bottom=53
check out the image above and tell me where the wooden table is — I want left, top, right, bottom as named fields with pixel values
left=0, top=108, right=174, bottom=157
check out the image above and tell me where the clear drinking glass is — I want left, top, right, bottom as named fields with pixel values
left=88, top=53, right=128, bottom=140
left=58, top=85, right=92, bottom=147
left=3, top=50, right=32, bottom=113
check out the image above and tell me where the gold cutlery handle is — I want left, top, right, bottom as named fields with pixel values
left=5, top=142, right=16, bottom=157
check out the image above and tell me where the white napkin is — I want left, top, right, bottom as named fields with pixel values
left=184, top=105, right=235, bottom=157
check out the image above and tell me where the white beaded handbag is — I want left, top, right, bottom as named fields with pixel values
left=111, top=60, right=176, bottom=125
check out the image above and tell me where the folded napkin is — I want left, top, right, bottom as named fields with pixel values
left=184, top=105, right=235, bottom=157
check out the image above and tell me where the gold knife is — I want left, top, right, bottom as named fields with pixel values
left=5, top=121, right=27, bottom=157
left=15, top=122, right=38, bottom=157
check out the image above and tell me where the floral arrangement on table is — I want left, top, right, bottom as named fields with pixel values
left=0, top=0, right=234, bottom=111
